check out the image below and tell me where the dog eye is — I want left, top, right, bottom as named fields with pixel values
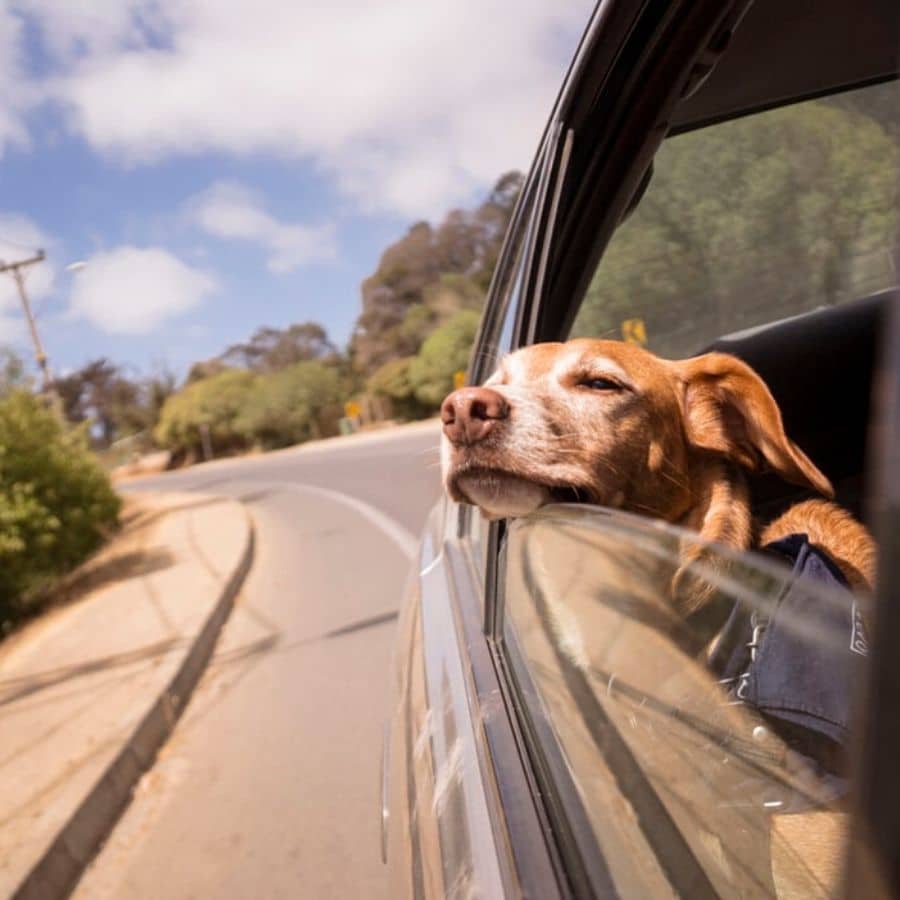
left=580, top=377, right=622, bottom=391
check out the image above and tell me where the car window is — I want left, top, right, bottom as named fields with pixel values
left=466, top=235, right=529, bottom=575
left=569, top=80, right=900, bottom=353
left=463, top=162, right=543, bottom=574
left=501, top=505, right=869, bottom=898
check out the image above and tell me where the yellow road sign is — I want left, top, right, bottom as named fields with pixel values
left=621, top=318, right=647, bottom=346
left=453, top=370, right=467, bottom=390
left=344, top=400, right=362, bottom=419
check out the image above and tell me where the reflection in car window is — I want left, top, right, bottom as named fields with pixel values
left=569, top=81, right=900, bottom=353
left=503, top=507, right=868, bottom=898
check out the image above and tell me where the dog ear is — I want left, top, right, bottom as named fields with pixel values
left=674, top=352, right=833, bottom=498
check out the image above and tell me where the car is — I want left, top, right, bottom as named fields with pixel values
left=383, top=1, right=900, bottom=897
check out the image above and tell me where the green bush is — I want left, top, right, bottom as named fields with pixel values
left=154, top=369, right=260, bottom=456
left=408, top=310, right=481, bottom=409
left=236, top=361, right=344, bottom=448
left=0, top=390, right=121, bottom=624
left=156, top=363, right=346, bottom=455
left=367, top=356, right=430, bottom=420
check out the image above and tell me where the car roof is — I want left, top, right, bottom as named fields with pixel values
left=672, top=0, right=900, bottom=132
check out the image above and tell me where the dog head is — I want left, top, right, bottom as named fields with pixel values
left=441, top=339, right=832, bottom=523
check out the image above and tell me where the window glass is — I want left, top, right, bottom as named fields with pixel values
left=503, top=506, right=868, bottom=898
left=570, top=81, right=900, bottom=353
left=465, top=180, right=538, bottom=570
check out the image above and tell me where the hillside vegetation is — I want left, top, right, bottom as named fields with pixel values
left=52, top=85, right=900, bottom=464
left=149, top=172, right=523, bottom=459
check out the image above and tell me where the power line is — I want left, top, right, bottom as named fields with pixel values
left=0, top=236, right=42, bottom=254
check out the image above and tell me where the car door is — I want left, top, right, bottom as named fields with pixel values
left=387, top=0, right=900, bottom=896
left=483, top=3, right=900, bottom=898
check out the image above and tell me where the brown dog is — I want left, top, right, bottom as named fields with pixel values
left=441, top=338, right=877, bottom=895
left=441, top=338, right=876, bottom=602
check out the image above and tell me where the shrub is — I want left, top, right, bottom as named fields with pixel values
left=367, top=356, right=430, bottom=420
left=154, top=369, right=259, bottom=456
left=408, top=310, right=481, bottom=409
left=236, top=361, right=345, bottom=448
left=0, top=390, right=121, bottom=624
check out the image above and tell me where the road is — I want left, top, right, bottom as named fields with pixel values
left=74, top=421, right=442, bottom=899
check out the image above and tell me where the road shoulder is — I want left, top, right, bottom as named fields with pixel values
left=0, top=492, right=253, bottom=900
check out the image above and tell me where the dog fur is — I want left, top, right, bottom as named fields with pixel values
left=441, top=338, right=876, bottom=601
left=441, top=338, right=877, bottom=895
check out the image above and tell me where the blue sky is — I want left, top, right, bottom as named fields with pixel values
left=0, top=1, right=592, bottom=379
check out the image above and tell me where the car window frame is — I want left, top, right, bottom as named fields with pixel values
left=845, top=295, right=900, bottom=897
left=498, top=504, right=857, bottom=898
left=437, top=129, right=585, bottom=900
left=473, top=3, right=900, bottom=898
left=459, top=121, right=574, bottom=583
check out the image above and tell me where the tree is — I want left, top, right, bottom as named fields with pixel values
left=53, top=359, right=173, bottom=448
left=236, top=361, right=344, bottom=448
left=572, top=99, right=900, bottom=356
left=220, top=321, right=339, bottom=372
left=54, top=359, right=141, bottom=446
left=350, top=172, right=522, bottom=376
left=186, top=358, right=228, bottom=384
left=408, top=310, right=481, bottom=409
left=367, top=356, right=429, bottom=421
left=154, top=369, right=260, bottom=457
left=0, top=348, right=30, bottom=396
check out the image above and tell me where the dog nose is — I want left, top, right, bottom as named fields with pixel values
left=441, top=387, right=509, bottom=445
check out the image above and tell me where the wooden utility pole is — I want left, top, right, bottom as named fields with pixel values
left=0, top=251, right=59, bottom=400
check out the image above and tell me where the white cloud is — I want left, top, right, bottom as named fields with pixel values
left=10, top=0, right=166, bottom=59
left=0, top=8, right=31, bottom=156
left=9, top=0, right=593, bottom=218
left=185, top=181, right=336, bottom=273
left=68, top=246, right=216, bottom=334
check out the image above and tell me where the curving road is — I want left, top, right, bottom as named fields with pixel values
left=74, top=421, right=442, bottom=899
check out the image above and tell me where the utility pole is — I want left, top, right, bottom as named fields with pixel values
left=0, top=251, right=61, bottom=407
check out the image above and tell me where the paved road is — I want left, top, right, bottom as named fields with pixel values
left=75, top=422, right=442, bottom=899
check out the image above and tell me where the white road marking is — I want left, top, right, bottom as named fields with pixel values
left=249, top=481, right=419, bottom=561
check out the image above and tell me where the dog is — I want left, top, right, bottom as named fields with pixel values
left=440, top=338, right=878, bottom=896
left=441, top=338, right=876, bottom=601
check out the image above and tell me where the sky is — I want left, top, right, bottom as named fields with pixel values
left=0, top=0, right=594, bottom=379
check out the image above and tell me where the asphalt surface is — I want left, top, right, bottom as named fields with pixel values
left=74, top=422, right=442, bottom=899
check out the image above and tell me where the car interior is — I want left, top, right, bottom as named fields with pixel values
left=541, top=0, right=900, bottom=543
left=707, top=288, right=896, bottom=528
left=488, top=2, right=900, bottom=893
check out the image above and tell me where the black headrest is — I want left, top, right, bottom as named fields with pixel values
left=705, top=290, right=896, bottom=511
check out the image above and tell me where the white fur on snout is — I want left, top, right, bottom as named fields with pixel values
left=457, top=472, right=551, bottom=519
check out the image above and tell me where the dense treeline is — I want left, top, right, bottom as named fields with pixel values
left=573, top=87, right=900, bottom=353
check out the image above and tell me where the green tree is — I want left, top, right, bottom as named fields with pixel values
left=408, top=310, right=481, bottom=409
left=0, top=390, right=121, bottom=622
left=236, top=361, right=345, bottom=448
left=350, top=172, right=522, bottom=376
left=573, top=99, right=900, bottom=356
left=367, top=356, right=429, bottom=421
left=154, top=369, right=260, bottom=457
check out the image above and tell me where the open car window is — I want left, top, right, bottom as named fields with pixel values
left=491, top=67, right=899, bottom=900
left=569, top=80, right=900, bottom=355
left=501, top=505, right=870, bottom=898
